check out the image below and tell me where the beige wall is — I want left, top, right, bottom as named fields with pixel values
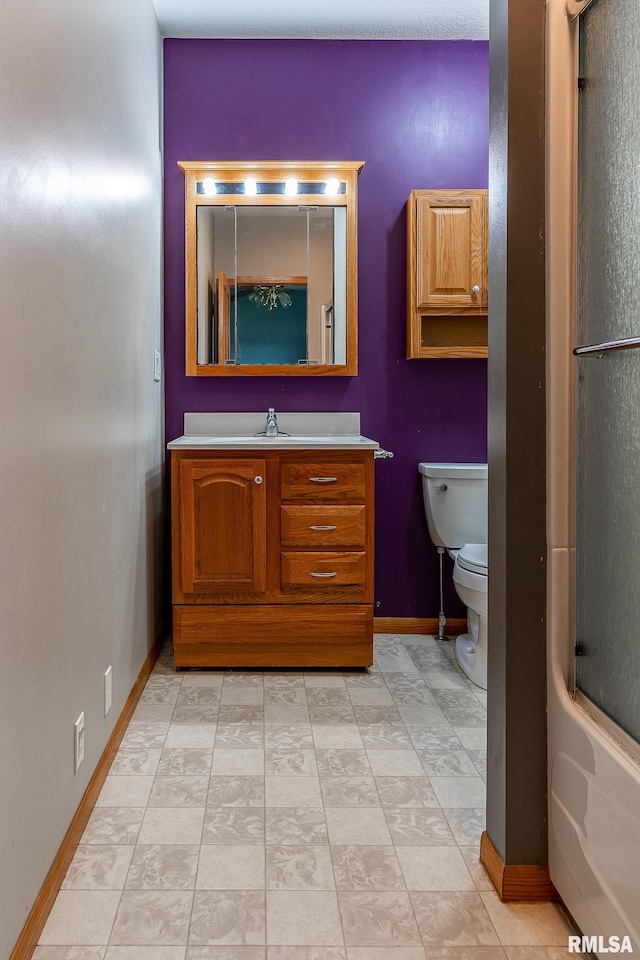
left=0, top=1, right=163, bottom=954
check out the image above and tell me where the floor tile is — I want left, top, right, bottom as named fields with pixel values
left=267, top=890, right=343, bottom=945
left=504, top=949, right=576, bottom=959
left=316, top=748, right=371, bottom=777
left=34, top=950, right=106, bottom=960
left=39, top=891, right=122, bottom=945
left=158, top=748, right=213, bottom=777
left=306, top=687, right=350, bottom=705
left=269, top=949, right=345, bottom=960
left=320, top=777, right=380, bottom=807
left=332, top=845, right=404, bottom=890
left=62, top=845, right=134, bottom=890
left=313, top=725, right=364, bottom=749
left=366, top=749, right=425, bottom=777
left=263, top=724, right=312, bottom=749
left=385, top=809, right=456, bottom=845
left=96, top=777, right=154, bottom=808
left=208, top=776, right=265, bottom=807
left=110, top=749, right=162, bottom=777
left=181, top=673, right=224, bottom=687
left=105, top=949, right=187, bottom=960
left=442, top=808, right=486, bottom=846
left=189, top=890, right=265, bottom=945
left=263, top=705, right=309, bottom=724
left=452, top=727, right=487, bottom=751
left=131, top=703, right=176, bottom=724
left=347, top=949, right=428, bottom=960
left=119, top=723, right=168, bottom=751
left=148, top=776, right=209, bottom=807
left=186, top=949, right=264, bottom=960
left=353, top=705, right=404, bottom=725
left=338, top=891, right=422, bottom=946
left=419, top=752, right=478, bottom=778
left=348, top=687, right=395, bottom=705
left=479, top=892, right=572, bottom=947
left=410, top=891, right=501, bottom=946
left=395, top=846, right=475, bottom=891
left=138, top=807, right=205, bottom=845
left=458, top=846, right=494, bottom=891
left=212, top=748, right=264, bottom=776
left=220, top=686, right=264, bottom=705
left=429, top=777, right=486, bottom=809
left=376, top=778, right=439, bottom=808
left=304, top=674, right=347, bottom=688
left=197, top=844, right=265, bottom=889
left=202, top=808, right=265, bottom=844
left=325, top=807, right=392, bottom=845
left=424, top=949, right=507, bottom=959
left=359, top=726, right=414, bottom=749
left=265, top=775, right=322, bottom=807
left=215, top=725, right=264, bottom=748
left=125, top=844, right=199, bottom=889
left=81, top=808, right=145, bottom=845
left=218, top=706, right=264, bottom=724
left=165, top=725, right=217, bottom=748
left=266, top=844, right=335, bottom=889
left=265, top=748, right=317, bottom=776
left=171, top=703, right=220, bottom=725
left=265, top=807, right=327, bottom=844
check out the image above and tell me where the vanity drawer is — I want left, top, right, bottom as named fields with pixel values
left=281, top=505, right=366, bottom=547
left=281, top=551, right=366, bottom=587
left=280, top=460, right=366, bottom=502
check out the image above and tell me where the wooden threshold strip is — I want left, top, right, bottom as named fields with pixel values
left=10, top=627, right=166, bottom=960
left=480, top=831, right=559, bottom=902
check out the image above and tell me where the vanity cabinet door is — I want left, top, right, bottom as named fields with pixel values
left=177, top=458, right=267, bottom=594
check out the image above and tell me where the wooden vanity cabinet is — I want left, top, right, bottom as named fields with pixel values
left=407, top=189, right=488, bottom=359
left=171, top=448, right=374, bottom=668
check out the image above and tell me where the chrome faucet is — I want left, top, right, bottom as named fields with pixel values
left=254, top=407, right=290, bottom=438
left=265, top=407, right=279, bottom=437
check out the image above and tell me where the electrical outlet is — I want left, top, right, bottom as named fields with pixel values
left=153, top=349, right=162, bottom=382
left=74, top=712, right=85, bottom=773
left=104, top=666, right=113, bottom=716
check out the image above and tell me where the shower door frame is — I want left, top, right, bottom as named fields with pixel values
left=546, top=0, right=640, bottom=949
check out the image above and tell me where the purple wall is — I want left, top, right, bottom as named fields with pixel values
left=164, top=39, right=489, bottom=618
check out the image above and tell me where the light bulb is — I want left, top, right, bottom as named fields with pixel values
left=284, top=178, right=298, bottom=197
left=244, top=178, right=258, bottom=196
left=202, top=178, right=217, bottom=196
left=325, top=178, right=340, bottom=196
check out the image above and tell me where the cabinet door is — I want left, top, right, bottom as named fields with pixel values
left=178, top=458, right=266, bottom=594
left=416, top=193, right=486, bottom=310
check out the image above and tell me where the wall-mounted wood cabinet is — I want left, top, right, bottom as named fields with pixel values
left=407, top=189, right=488, bottom=359
left=171, top=448, right=374, bottom=668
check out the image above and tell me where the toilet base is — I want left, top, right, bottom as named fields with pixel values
left=454, top=609, right=487, bottom=690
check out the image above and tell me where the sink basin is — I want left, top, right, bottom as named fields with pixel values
left=167, top=412, right=380, bottom=451
left=168, top=434, right=378, bottom=450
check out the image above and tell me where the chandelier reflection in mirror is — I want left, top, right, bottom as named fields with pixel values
left=178, top=161, right=364, bottom=376
left=248, top=284, right=292, bottom=312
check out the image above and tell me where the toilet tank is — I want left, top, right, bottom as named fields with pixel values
left=418, top=462, right=488, bottom=549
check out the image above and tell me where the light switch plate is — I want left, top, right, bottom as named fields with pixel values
left=154, top=349, right=162, bottom=382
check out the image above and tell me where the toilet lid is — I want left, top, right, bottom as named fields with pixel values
left=457, top=542, right=488, bottom=575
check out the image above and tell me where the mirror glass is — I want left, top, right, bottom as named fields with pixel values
left=196, top=205, right=347, bottom=367
left=179, top=162, right=363, bottom=376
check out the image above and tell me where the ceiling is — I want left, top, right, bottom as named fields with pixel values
left=152, top=0, right=489, bottom=40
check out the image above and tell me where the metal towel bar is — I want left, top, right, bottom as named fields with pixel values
left=573, top=336, right=640, bottom=357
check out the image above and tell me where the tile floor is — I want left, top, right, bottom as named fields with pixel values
left=35, top=634, right=575, bottom=960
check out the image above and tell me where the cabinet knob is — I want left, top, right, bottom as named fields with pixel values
left=472, top=285, right=480, bottom=294
left=254, top=476, right=263, bottom=485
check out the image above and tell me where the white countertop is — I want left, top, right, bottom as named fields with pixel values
left=167, top=412, right=380, bottom=451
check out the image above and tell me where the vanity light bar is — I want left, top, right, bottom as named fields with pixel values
left=195, top=180, right=347, bottom=196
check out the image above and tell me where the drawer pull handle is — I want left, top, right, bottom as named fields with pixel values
left=309, top=476, right=338, bottom=483
left=309, top=524, right=337, bottom=531
left=310, top=571, right=338, bottom=578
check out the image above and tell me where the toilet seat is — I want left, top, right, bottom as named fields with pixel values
left=456, top=542, right=488, bottom=576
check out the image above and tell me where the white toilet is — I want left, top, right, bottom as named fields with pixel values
left=418, top=462, right=488, bottom=689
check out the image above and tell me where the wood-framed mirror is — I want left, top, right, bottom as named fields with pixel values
left=178, top=161, right=364, bottom=376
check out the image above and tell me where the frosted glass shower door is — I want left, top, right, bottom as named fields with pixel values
left=575, top=0, right=640, bottom=749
